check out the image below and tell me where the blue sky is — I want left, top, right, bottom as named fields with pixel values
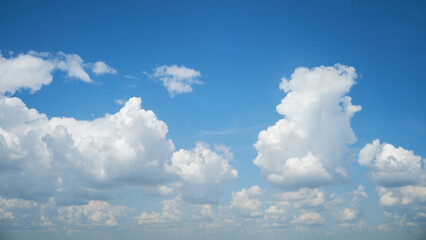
left=0, top=0, right=425, bottom=239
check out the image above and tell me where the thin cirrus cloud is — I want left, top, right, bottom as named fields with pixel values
left=0, top=51, right=116, bottom=95
left=254, top=64, right=361, bottom=189
left=146, top=64, right=202, bottom=96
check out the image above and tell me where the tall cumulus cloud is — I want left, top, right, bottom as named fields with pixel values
left=254, top=64, right=361, bottom=189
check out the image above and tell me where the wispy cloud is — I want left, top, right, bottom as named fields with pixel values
left=145, top=65, right=202, bottom=97
left=124, top=74, right=139, bottom=80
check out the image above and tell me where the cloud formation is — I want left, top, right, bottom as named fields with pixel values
left=58, top=200, right=130, bottom=226
left=135, top=198, right=183, bottom=224
left=167, top=142, right=238, bottom=204
left=0, top=96, right=176, bottom=204
left=230, top=185, right=263, bottom=218
left=359, top=139, right=424, bottom=187
left=254, top=64, right=361, bottom=189
left=92, top=61, right=117, bottom=75
left=0, top=51, right=116, bottom=95
left=359, top=139, right=426, bottom=227
left=0, top=50, right=240, bottom=210
left=149, top=65, right=202, bottom=96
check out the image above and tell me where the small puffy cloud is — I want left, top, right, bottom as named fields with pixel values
left=135, top=198, right=183, bottom=224
left=166, top=142, right=238, bottom=204
left=335, top=185, right=367, bottom=221
left=143, top=185, right=174, bottom=196
left=378, top=186, right=426, bottom=207
left=0, top=196, right=130, bottom=227
left=292, top=210, right=324, bottom=224
left=114, top=98, right=125, bottom=105
left=58, top=200, right=131, bottom=226
left=55, top=52, right=92, bottom=82
left=230, top=186, right=263, bottom=218
left=0, top=52, right=55, bottom=94
left=378, top=224, right=390, bottom=231
left=263, top=205, right=287, bottom=224
left=337, top=208, right=358, bottom=221
left=0, top=51, right=117, bottom=95
left=92, top=61, right=117, bottom=75
left=254, top=64, right=360, bottom=189
left=0, top=196, right=38, bottom=221
left=359, top=140, right=426, bottom=228
left=149, top=64, right=202, bottom=96
left=0, top=96, right=175, bottom=204
left=359, top=139, right=424, bottom=187
left=278, top=188, right=326, bottom=208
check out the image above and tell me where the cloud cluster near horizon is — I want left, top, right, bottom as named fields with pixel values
left=0, top=51, right=425, bottom=236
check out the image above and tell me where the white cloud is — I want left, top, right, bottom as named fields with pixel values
left=166, top=142, right=238, bottom=204
left=378, top=186, right=426, bottom=207
left=149, top=65, right=202, bottom=96
left=335, top=185, right=367, bottom=221
left=135, top=198, right=183, bottom=224
left=58, top=200, right=130, bottom=226
left=292, top=210, right=324, bottom=224
left=359, top=140, right=426, bottom=227
left=359, top=139, right=424, bottom=187
left=230, top=186, right=263, bottom=218
left=55, top=52, right=92, bottom=82
left=0, top=52, right=55, bottom=94
left=0, top=196, right=131, bottom=228
left=254, top=64, right=361, bottom=189
left=278, top=188, right=326, bottom=208
left=143, top=185, right=174, bottom=196
left=124, top=75, right=139, bottom=80
left=337, top=208, right=358, bottom=220
left=114, top=98, right=125, bottom=105
left=92, top=61, right=117, bottom=75
left=0, top=96, right=176, bottom=204
left=0, top=196, right=37, bottom=209
left=263, top=205, right=287, bottom=223
left=0, top=51, right=117, bottom=95
left=0, top=196, right=38, bottom=221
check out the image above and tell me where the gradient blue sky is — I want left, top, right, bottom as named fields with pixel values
left=0, top=0, right=425, bottom=240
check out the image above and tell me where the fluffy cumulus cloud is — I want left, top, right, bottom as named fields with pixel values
left=134, top=198, right=183, bottom=224
left=278, top=188, right=326, bottom=208
left=58, top=200, right=130, bottom=226
left=292, top=210, right=324, bottom=225
left=359, top=139, right=426, bottom=228
left=0, top=96, right=176, bottom=204
left=359, top=139, right=424, bottom=187
left=0, top=51, right=116, bottom=94
left=166, top=143, right=238, bottom=204
left=91, top=61, right=117, bottom=75
left=230, top=185, right=263, bottom=218
left=254, top=64, right=361, bottom=189
left=149, top=64, right=202, bottom=96
left=0, top=52, right=55, bottom=94
left=0, top=196, right=130, bottom=228
left=0, top=196, right=37, bottom=221
left=335, top=185, right=367, bottom=221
